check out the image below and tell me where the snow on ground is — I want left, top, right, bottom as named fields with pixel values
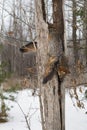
left=0, top=86, right=87, bottom=130
left=0, top=89, right=42, bottom=130
left=65, top=86, right=87, bottom=130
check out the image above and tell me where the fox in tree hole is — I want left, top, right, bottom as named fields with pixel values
left=19, top=24, right=70, bottom=84
left=43, top=23, right=70, bottom=84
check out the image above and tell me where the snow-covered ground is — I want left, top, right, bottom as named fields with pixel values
left=65, top=86, right=87, bottom=130
left=0, top=89, right=42, bottom=130
left=0, top=86, right=87, bottom=130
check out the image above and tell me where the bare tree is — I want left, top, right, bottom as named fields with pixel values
left=35, top=0, right=68, bottom=130
left=83, top=0, right=87, bottom=65
left=72, top=0, right=79, bottom=63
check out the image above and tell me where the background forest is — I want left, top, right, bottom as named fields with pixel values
left=0, top=0, right=87, bottom=130
left=0, top=0, right=87, bottom=85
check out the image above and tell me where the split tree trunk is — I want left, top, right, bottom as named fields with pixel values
left=35, top=1, right=65, bottom=130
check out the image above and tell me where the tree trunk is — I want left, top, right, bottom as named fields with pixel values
left=35, top=1, right=65, bottom=130
left=72, top=0, right=78, bottom=63
left=84, top=0, right=87, bottom=66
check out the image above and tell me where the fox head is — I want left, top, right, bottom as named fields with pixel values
left=20, top=41, right=37, bottom=53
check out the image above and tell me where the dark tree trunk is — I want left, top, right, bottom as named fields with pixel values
left=35, top=0, right=65, bottom=130
left=72, top=0, right=79, bottom=63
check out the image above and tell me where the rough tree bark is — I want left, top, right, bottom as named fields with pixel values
left=35, top=1, right=65, bottom=130
left=84, top=0, right=87, bottom=65
left=72, top=0, right=79, bottom=63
